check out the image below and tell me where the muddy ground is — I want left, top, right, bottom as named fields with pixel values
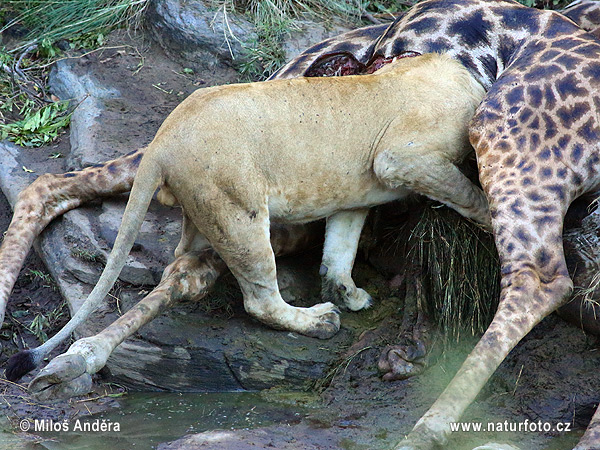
left=0, top=26, right=600, bottom=450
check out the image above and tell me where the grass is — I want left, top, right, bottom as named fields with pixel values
left=23, top=269, right=66, bottom=343
left=0, top=1, right=149, bottom=147
left=71, top=248, right=103, bottom=263
left=4, top=270, right=67, bottom=344
left=27, top=269, right=56, bottom=288
left=2, top=0, right=149, bottom=52
left=407, top=205, right=501, bottom=342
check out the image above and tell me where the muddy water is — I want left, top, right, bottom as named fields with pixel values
left=8, top=392, right=307, bottom=450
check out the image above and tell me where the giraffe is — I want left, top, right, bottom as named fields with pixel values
left=360, top=1, right=600, bottom=449
left=1, top=2, right=600, bottom=449
left=0, top=0, right=596, bottom=335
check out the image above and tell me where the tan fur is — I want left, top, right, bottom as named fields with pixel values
left=84, top=53, right=487, bottom=339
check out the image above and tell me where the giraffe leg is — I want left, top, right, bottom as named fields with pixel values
left=28, top=249, right=225, bottom=400
left=0, top=149, right=144, bottom=326
left=321, top=209, right=373, bottom=311
left=26, top=222, right=322, bottom=398
left=574, top=405, right=600, bottom=450
left=394, top=197, right=572, bottom=449
left=378, top=278, right=432, bottom=380
left=395, top=264, right=572, bottom=449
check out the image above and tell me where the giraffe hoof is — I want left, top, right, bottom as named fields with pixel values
left=29, top=354, right=93, bottom=400
left=378, top=338, right=427, bottom=381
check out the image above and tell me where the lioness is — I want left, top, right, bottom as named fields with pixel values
left=21, top=54, right=488, bottom=365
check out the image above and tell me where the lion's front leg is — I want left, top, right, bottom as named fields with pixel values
left=374, top=148, right=491, bottom=229
left=321, top=209, right=373, bottom=311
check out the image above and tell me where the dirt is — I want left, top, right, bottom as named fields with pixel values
left=1, top=25, right=600, bottom=450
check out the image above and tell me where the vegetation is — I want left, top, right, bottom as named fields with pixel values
left=407, top=205, right=500, bottom=340
left=0, top=0, right=149, bottom=147
left=4, top=269, right=66, bottom=345
left=2, top=0, right=148, bottom=51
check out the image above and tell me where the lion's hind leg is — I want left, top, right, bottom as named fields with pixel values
left=192, top=195, right=340, bottom=339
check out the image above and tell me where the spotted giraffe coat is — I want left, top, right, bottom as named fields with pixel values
left=281, top=0, right=600, bottom=289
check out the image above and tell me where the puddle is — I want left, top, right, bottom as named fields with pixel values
left=6, top=391, right=307, bottom=450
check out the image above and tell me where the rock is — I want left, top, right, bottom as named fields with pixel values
left=282, top=20, right=352, bottom=62
left=146, top=0, right=256, bottom=70
left=49, top=59, right=121, bottom=170
left=157, top=425, right=340, bottom=450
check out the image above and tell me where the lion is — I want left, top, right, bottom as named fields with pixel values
left=9, top=53, right=488, bottom=380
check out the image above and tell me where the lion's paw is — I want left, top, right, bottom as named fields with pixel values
left=322, top=273, right=373, bottom=311
left=302, top=302, right=341, bottom=339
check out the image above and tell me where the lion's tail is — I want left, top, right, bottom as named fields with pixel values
left=5, top=152, right=163, bottom=381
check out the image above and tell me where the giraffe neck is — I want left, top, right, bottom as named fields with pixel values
left=374, top=0, right=584, bottom=89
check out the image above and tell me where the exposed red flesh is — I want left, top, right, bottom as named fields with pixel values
left=305, top=51, right=422, bottom=78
